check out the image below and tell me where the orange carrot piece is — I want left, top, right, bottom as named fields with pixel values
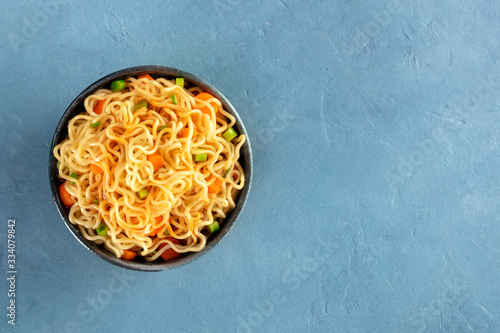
left=121, top=250, right=137, bottom=260
left=59, top=183, right=75, bottom=207
left=138, top=74, right=154, bottom=80
left=94, top=100, right=106, bottom=115
left=145, top=229, right=158, bottom=237
left=207, top=178, right=222, bottom=194
left=146, top=216, right=163, bottom=236
left=181, top=127, right=197, bottom=138
left=147, top=154, right=165, bottom=172
left=89, top=163, right=104, bottom=174
left=160, top=238, right=182, bottom=261
left=233, top=166, right=239, bottom=180
left=194, top=92, right=218, bottom=115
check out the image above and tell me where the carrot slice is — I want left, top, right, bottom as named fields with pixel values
left=138, top=74, right=154, bottom=80
left=89, top=163, right=104, bottom=174
left=233, top=166, right=239, bottom=181
left=59, top=183, right=75, bottom=207
left=207, top=178, right=222, bottom=194
left=194, top=92, right=218, bottom=115
left=147, top=154, right=164, bottom=172
left=181, top=126, right=198, bottom=138
left=146, top=229, right=158, bottom=237
left=121, top=250, right=137, bottom=260
left=94, top=100, right=106, bottom=115
left=159, top=238, right=182, bottom=261
left=146, top=216, right=163, bottom=236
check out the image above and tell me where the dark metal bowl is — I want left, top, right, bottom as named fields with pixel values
left=49, top=66, right=252, bottom=271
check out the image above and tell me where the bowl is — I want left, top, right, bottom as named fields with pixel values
left=49, top=65, right=252, bottom=271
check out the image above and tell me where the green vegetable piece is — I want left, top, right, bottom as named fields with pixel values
left=70, top=172, right=78, bottom=184
left=171, top=95, right=178, bottom=105
left=158, top=125, right=168, bottom=135
left=194, top=153, right=208, bottom=162
left=96, top=223, right=107, bottom=236
left=224, top=168, right=231, bottom=177
left=152, top=251, right=157, bottom=255
left=137, top=188, right=149, bottom=199
left=93, top=199, right=99, bottom=205
left=164, top=230, right=170, bottom=236
left=110, top=80, right=126, bottom=92
left=91, top=121, right=101, bottom=128
left=133, top=99, right=148, bottom=111
left=57, top=161, right=68, bottom=173
left=223, top=127, right=238, bottom=141
left=207, top=221, right=219, bottom=233
left=176, top=77, right=184, bottom=87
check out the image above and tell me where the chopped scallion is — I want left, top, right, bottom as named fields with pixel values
left=110, top=79, right=126, bottom=92
left=223, top=127, right=238, bottom=141
left=96, top=223, right=107, bottom=236
left=91, top=121, right=101, bottom=128
left=164, top=230, right=170, bottom=236
left=137, top=188, right=149, bottom=199
left=171, top=95, right=178, bottom=105
left=194, top=153, right=208, bottom=162
left=152, top=251, right=157, bottom=255
left=224, top=168, right=231, bottom=177
left=207, top=221, right=219, bottom=233
left=133, top=99, right=148, bottom=111
left=93, top=199, right=99, bottom=205
left=176, top=77, right=184, bottom=87
left=69, top=172, right=77, bottom=184
left=158, top=125, right=168, bottom=135
left=57, top=161, right=68, bottom=172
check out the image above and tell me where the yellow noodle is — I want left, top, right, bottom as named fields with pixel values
left=54, top=76, right=245, bottom=260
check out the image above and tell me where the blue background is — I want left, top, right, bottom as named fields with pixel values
left=1, top=0, right=500, bottom=332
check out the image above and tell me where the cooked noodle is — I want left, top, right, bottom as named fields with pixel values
left=53, top=76, right=245, bottom=260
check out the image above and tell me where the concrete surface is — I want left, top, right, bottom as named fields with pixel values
left=1, top=0, right=500, bottom=332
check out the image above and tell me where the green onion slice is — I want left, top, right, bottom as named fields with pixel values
left=207, top=221, right=220, bottom=233
left=133, top=99, right=148, bottom=111
left=164, top=230, right=170, bottom=236
left=158, top=125, right=168, bottom=137
left=110, top=80, right=126, bottom=92
left=223, top=127, right=238, bottom=141
left=93, top=199, right=99, bottom=205
left=137, top=188, right=149, bottom=199
left=57, top=162, right=68, bottom=173
left=91, top=121, right=101, bottom=128
left=69, top=171, right=77, bottom=184
left=224, top=168, right=231, bottom=177
left=171, top=95, right=178, bottom=105
left=176, top=77, right=184, bottom=87
left=194, top=153, right=208, bottom=162
left=96, top=223, right=107, bottom=236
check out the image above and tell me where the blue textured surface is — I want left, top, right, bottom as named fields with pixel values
left=1, top=0, right=500, bottom=332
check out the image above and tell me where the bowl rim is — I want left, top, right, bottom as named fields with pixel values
left=48, top=65, right=253, bottom=271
